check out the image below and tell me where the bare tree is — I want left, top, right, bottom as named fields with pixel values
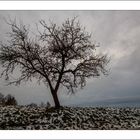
left=0, top=18, right=109, bottom=108
left=0, top=93, right=17, bottom=106
left=4, top=94, right=17, bottom=106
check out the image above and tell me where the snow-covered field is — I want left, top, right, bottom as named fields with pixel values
left=0, top=106, right=140, bottom=130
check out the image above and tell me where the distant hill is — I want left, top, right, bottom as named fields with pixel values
left=76, top=97, right=140, bottom=107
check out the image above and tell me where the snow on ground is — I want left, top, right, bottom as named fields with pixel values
left=0, top=106, right=140, bottom=130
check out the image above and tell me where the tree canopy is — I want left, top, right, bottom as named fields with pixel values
left=0, top=17, right=109, bottom=108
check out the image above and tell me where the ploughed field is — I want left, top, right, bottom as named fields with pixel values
left=0, top=106, right=140, bottom=130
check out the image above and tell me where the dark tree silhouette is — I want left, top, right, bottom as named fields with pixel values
left=0, top=18, right=109, bottom=108
left=4, top=94, right=17, bottom=106
left=0, top=92, right=4, bottom=105
left=27, top=103, right=38, bottom=108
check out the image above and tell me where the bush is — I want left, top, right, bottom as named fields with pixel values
left=39, top=101, right=51, bottom=108
left=4, top=94, right=17, bottom=106
left=27, top=103, right=38, bottom=107
left=0, top=93, right=17, bottom=106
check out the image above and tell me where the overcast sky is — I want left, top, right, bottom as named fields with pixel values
left=0, top=11, right=140, bottom=107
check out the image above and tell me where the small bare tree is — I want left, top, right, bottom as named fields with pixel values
left=0, top=93, right=17, bottom=106
left=4, top=94, right=17, bottom=106
left=0, top=18, right=109, bottom=108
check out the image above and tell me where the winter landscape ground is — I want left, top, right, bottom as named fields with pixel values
left=0, top=105, right=140, bottom=130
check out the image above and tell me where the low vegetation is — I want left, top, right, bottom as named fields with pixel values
left=0, top=106, right=140, bottom=130
left=0, top=93, right=17, bottom=106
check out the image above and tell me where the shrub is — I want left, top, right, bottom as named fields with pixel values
left=4, top=94, right=17, bottom=106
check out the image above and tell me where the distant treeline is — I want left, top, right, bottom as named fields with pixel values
left=0, top=93, right=17, bottom=106
left=0, top=92, right=51, bottom=107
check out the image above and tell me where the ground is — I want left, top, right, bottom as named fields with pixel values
left=0, top=105, right=140, bottom=130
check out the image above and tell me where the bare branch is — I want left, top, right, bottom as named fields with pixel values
left=0, top=17, right=109, bottom=107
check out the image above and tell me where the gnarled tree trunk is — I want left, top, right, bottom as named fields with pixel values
left=51, top=91, right=60, bottom=108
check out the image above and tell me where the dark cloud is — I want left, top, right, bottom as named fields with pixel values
left=0, top=11, right=140, bottom=106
